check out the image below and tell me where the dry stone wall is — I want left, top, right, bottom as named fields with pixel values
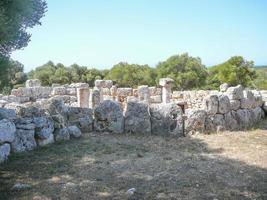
left=0, top=79, right=266, bottom=164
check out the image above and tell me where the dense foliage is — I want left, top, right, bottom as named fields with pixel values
left=0, top=0, right=47, bottom=93
left=253, top=66, right=267, bottom=90
left=105, top=62, right=156, bottom=87
left=207, top=56, right=256, bottom=89
left=156, top=53, right=208, bottom=90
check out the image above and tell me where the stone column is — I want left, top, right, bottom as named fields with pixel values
left=159, top=78, right=174, bottom=104
left=138, top=85, right=150, bottom=103
left=91, top=89, right=101, bottom=109
left=110, top=85, right=117, bottom=101
left=77, top=87, right=90, bottom=108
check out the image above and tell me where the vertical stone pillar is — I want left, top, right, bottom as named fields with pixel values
left=138, top=85, right=150, bottom=103
left=159, top=78, right=174, bottom=104
left=110, top=85, right=117, bottom=101
left=77, top=87, right=90, bottom=108
left=91, top=89, right=101, bottom=109
left=94, top=80, right=105, bottom=102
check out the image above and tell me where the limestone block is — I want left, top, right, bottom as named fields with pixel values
left=67, top=125, right=82, bottom=138
left=54, top=128, right=70, bottom=141
left=117, top=88, right=133, bottom=97
left=137, top=85, right=150, bottom=102
left=219, top=83, right=229, bottom=92
left=230, top=100, right=240, bottom=111
left=0, top=119, right=16, bottom=144
left=103, top=80, right=113, bottom=88
left=0, top=143, right=11, bottom=163
left=185, top=109, right=206, bottom=134
left=124, top=102, right=151, bottom=135
left=67, top=107, right=93, bottom=132
left=36, top=133, right=54, bottom=147
left=0, top=108, right=16, bottom=120
left=150, top=103, right=183, bottom=136
left=77, top=87, right=89, bottom=108
left=11, top=129, right=37, bottom=152
left=225, top=85, right=244, bottom=100
left=94, top=100, right=124, bottom=134
left=218, top=94, right=231, bottom=114
left=26, top=79, right=41, bottom=88
left=202, top=94, right=218, bottom=115
left=52, top=87, right=67, bottom=96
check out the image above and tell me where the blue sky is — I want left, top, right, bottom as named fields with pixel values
left=11, top=0, right=267, bottom=72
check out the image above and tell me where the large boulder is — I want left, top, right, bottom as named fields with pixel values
left=235, top=109, right=251, bottom=129
left=230, top=100, right=240, bottom=111
left=11, top=129, right=37, bottom=152
left=202, top=95, right=218, bottom=115
left=218, top=95, right=230, bottom=114
left=67, top=126, right=82, bottom=138
left=0, top=143, right=11, bottom=163
left=205, top=114, right=226, bottom=133
left=36, top=133, right=54, bottom=147
left=67, top=107, right=93, bottom=132
left=225, top=85, right=244, bottom=100
left=224, top=111, right=239, bottom=131
left=124, top=102, right=151, bottom=135
left=0, top=119, right=16, bottom=144
left=94, top=100, right=124, bottom=134
left=240, top=90, right=256, bottom=109
left=0, top=108, right=16, bottom=120
left=185, top=109, right=206, bottom=134
left=33, top=116, right=54, bottom=140
left=54, top=128, right=70, bottom=141
left=150, top=103, right=183, bottom=136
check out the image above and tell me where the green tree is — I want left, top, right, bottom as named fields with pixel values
left=156, top=53, right=208, bottom=90
left=208, top=56, right=256, bottom=89
left=105, top=62, right=156, bottom=87
left=0, top=0, right=47, bottom=56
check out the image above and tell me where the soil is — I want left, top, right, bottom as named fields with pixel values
left=1, top=121, right=267, bottom=200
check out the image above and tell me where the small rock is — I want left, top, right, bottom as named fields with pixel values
left=127, top=188, right=136, bottom=195
left=11, top=183, right=32, bottom=191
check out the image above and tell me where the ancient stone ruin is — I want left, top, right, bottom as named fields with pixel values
left=0, top=78, right=266, bottom=163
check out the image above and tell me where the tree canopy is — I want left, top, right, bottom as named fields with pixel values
left=156, top=53, right=208, bottom=90
left=207, top=56, right=256, bottom=89
left=105, top=62, right=156, bottom=87
left=0, top=0, right=47, bottom=56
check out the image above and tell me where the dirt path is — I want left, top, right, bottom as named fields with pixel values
left=1, top=125, right=267, bottom=199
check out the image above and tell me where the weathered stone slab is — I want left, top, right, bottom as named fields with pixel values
left=218, top=95, right=230, bottom=114
left=26, top=79, right=41, bottom=88
left=0, top=119, right=16, bottom=144
left=67, top=107, right=93, bottom=132
left=94, top=100, right=124, bottom=134
left=67, top=126, right=82, bottom=138
left=225, top=85, right=244, bottom=100
left=0, top=143, right=11, bottom=163
left=124, top=102, right=151, bottom=135
left=203, top=95, right=218, bottom=115
left=11, top=129, right=37, bottom=152
left=150, top=103, right=183, bottom=136
left=185, top=109, right=206, bottom=134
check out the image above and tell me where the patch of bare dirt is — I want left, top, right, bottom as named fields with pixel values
left=1, top=126, right=267, bottom=199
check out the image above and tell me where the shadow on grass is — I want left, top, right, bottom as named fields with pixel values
left=0, top=132, right=267, bottom=200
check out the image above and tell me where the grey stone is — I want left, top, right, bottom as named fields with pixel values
left=203, top=94, right=218, bottom=115
left=240, top=90, right=255, bottom=109
left=52, top=86, right=67, bottom=96
left=218, top=95, right=230, bottom=114
left=263, top=102, right=267, bottom=114
left=205, top=114, right=226, bottom=132
left=67, top=126, right=82, bottom=138
left=159, top=78, right=174, bottom=87
left=230, top=100, right=240, bottom=111
left=150, top=103, right=183, bottom=136
left=224, top=111, right=239, bottom=131
left=124, top=102, right=151, bottom=135
left=220, top=83, right=229, bottom=92
left=36, top=133, right=54, bottom=147
left=11, top=183, right=32, bottom=191
left=0, top=143, right=11, bottom=163
left=67, top=107, right=93, bottom=132
left=34, top=117, right=54, bottom=139
left=236, top=109, right=251, bottom=129
left=225, top=85, right=244, bottom=100
left=26, top=79, right=41, bottom=87
left=11, top=129, right=37, bottom=152
left=54, top=128, right=70, bottom=141
left=0, top=108, right=16, bottom=120
left=0, top=119, right=16, bottom=144
left=94, top=100, right=124, bottom=134
left=185, top=109, right=207, bottom=133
